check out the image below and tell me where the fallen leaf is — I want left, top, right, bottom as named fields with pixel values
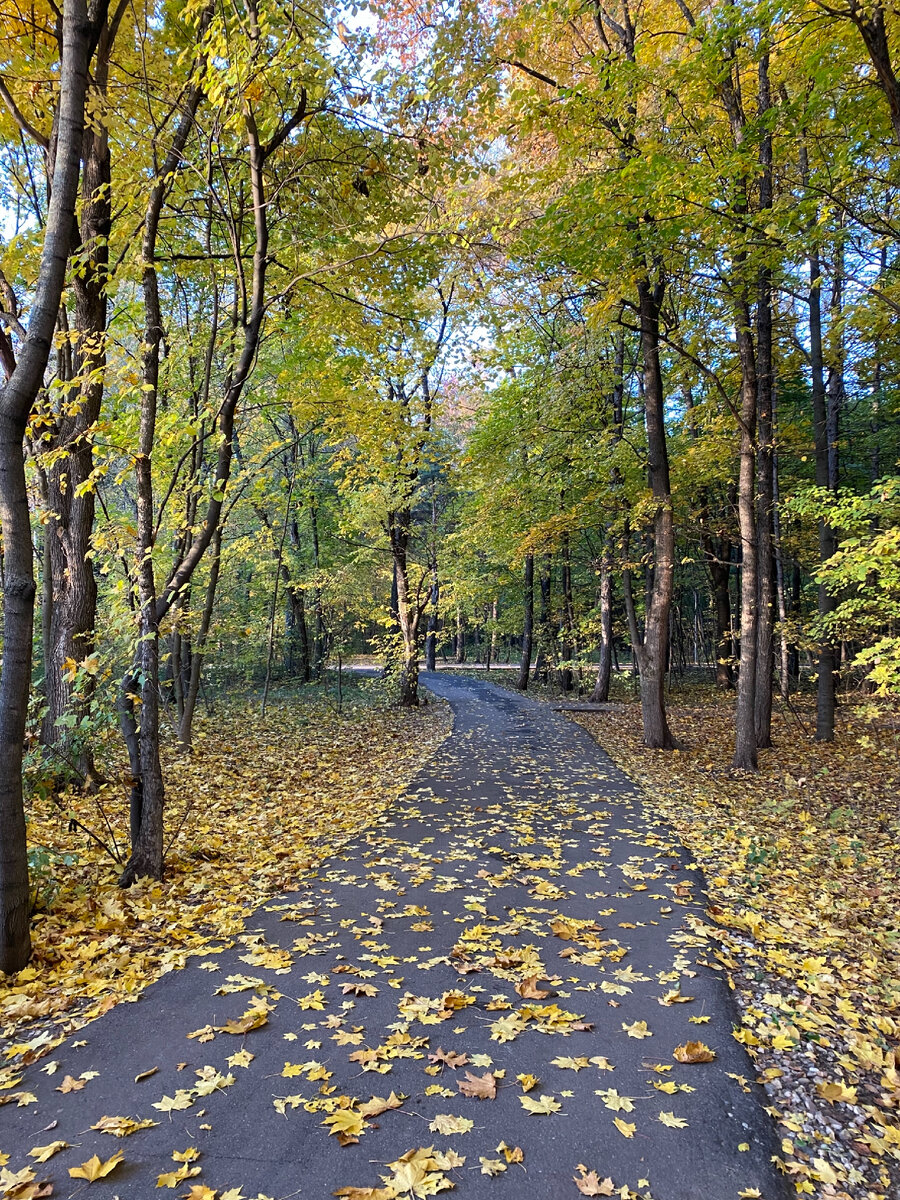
left=68, top=1151, right=124, bottom=1182
left=428, top=1114, right=473, bottom=1135
left=658, top=1111, right=689, bottom=1128
left=91, top=1115, right=158, bottom=1137
left=495, top=1142, right=523, bottom=1164
left=54, top=1076, right=84, bottom=1094
left=574, top=1166, right=616, bottom=1196
left=156, top=1162, right=201, bottom=1188
left=479, top=1157, right=506, bottom=1176
left=515, top=976, right=550, bottom=999
left=457, top=1071, right=497, bottom=1100
left=358, top=1092, right=405, bottom=1118
left=621, top=1020, right=651, bottom=1039
left=27, top=1143, right=67, bottom=1164
left=673, top=1041, right=716, bottom=1064
left=427, top=1047, right=468, bottom=1069
left=323, top=1109, right=365, bottom=1139
left=550, top=1056, right=589, bottom=1071
left=519, top=1093, right=561, bottom=1115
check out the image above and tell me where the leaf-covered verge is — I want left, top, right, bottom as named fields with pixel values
left=576, top=691, right=900, bottom=1199
left=1, top=687, right=451, bottom=1052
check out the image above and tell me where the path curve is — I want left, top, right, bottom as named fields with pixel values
left=0, top=673, right=789, bottom=1200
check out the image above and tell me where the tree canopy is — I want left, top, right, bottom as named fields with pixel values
left=1, top=0, right=899, bottom=972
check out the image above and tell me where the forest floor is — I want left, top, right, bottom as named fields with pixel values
left=448, top=665, right=900, bottom=1200
left=0, top=672, right=791, bottom=1200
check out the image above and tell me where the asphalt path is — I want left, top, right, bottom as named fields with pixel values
left=0, top=672, right=789, bottom=1200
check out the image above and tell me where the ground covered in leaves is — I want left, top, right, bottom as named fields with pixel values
left=565, top=681, right=900, bottom=1200
left=0, top=673, right=788, bottom=1200
left=2, top=681, right=451, bottom=1052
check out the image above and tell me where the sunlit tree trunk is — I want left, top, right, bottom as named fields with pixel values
left=590, top=548, right=613, bottom=703
left=732, top=306, right=759, bottom=771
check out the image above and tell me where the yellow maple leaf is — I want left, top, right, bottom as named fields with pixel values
left=519, top=1093, right=562, bottom=1115
left=613, top=1117, right=636, bottom=1138
left=658, top=1111, right=689, bottom=1128
left=28, top=1140, right=68, bottom=1162
left=621, top=1020, right=651, bottom=1039
left=156, top=1161, right=201, bottom=1188
left=68, top=1151, right=124, bottom=1181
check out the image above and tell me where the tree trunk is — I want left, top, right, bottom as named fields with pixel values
left=287, top=516, right=310, bottom=681
left=532, top=554, right=553, bottom=682
left=390, top=512, right=420, bottom=707
left=454, top=607, right=465, bottom=663
left=635, top=276, right=675, bottom=749
left=0, top=0, right=91, bottom=972
left=847, top=0, right=900, bottom=142
left=309, top=498, right=325, bottom=679
left=558, top=535, right=575, bottom=692
left=732, top=303, right=759, bottom=771
left=424, top=564, right=438, bottom=672
left=179, top=528, right=222, bottom=750
left=516, top=553, right=534, bottom=690
left=118, top=50, right=213, bottom=885
left=41, top=36, right=114, bottom=761
left=261, top=468, right=295, bottom=716
left=590, top=548, right=613, bottom=703
left=704, top=538, right=733, bottom=689
left=754, top=50, right=775, bottom=749
left=788, top=562, right=801, bottom=687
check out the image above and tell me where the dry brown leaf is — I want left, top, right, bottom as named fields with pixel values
left=357, top=1092, right=404, bottom=1118
left=673, top=1041, right=716, bottom=1064
left=515, top=976, right=551, bottom=1000
left=55, top=1075, right=84, bottom=1094
left=91, top=1115, right=158, bottom=1137
left=427, top=1047, right=468, bottom=1069
left=457, top=1070, right=497, bottom=1100
left=574, top=1165, right=615, bottom=1196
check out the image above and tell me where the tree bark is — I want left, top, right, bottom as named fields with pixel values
left=754, top=48, right=775, bottom=748
left=424, top=563, right=438, bottom=672
left=389, top=510, right=422, bottom=707
left=179, top=527, right=221, bottom=750
left=0, top=0, right=91, bottom=973
left=532, top=555, right=553, bottom=682
left=635, top=276, right=675, bottom=749
left=41, top=6, right=123, bottom=767
left=454, top=607, right=465, bottom=663
left=590, top=548, right=613, bottom=702
left=119, top=60, right=208, bottom=885
left=732, top=303, right=759, bottom=770
left=845, top=0, right=900, bottom=142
